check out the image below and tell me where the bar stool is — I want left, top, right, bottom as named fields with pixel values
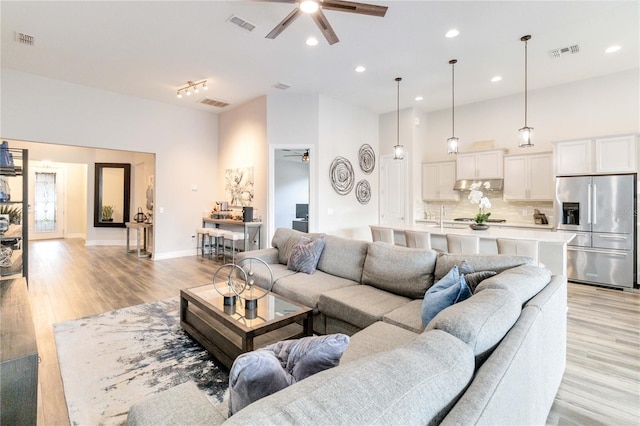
left=404, top=230, right=431, bottom=249
left=196, top=227, right=211, bottom=257
left=370, top=226, right=394, bottom=244
left=223, top=231, right=245, bottom=264
left=446, top=234, right=480, bottom=254
left=207, top=228, right=226, bottom=261
left=497, top=238, right=541, bottom=266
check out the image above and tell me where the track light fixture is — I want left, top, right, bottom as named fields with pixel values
left=518, top=35, right=534, bottom=147
left=177, top=80, right=208, bottom=99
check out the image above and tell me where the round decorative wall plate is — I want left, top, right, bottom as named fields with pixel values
left=355, top=180, right=371, bottom=204
left=358, top=144, right=375, bottom=174
left=329, top=156, right=355, bottom=195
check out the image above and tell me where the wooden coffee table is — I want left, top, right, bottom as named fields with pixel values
left=180, top=284, right=313, bottom=369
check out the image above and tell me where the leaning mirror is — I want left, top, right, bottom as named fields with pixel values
left=94, top=163, right=131, bottom=227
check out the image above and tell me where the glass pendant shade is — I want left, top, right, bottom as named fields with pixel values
left=447, top=137, right=459, bottom=154
left=393, top=144, right=404, bottom=160
left=518, top=126, right=534, bottom=147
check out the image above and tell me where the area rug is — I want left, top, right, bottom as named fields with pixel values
left=54, top=298, right=229, bottom=426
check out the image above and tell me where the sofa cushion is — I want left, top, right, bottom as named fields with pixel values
left=340, top=321, right=418, bottom=364
left=421, top=265, right=472, bottom=327
left=239, top=261, right=297, bottom=291
left=434, top=253, right=534, bottom=282
left=273, top=270, right=358, bottom=312
left=229, top=334, right=349, bottom=416
left=223, top=330, right=475, bottom=426
left=475, top=265, right=552, bottom=305
left=465, top=270, right=498, bottom=293
left=382, top=299, right=424, bottom=333
left=316, top=235, right=369, bottom=283
left=287, top=237, right=325, bottom=274
left=361, top=242, right=438, bottom=299
left=425, top=288, right=521, bottom=363
left=271, top=228, right=324, bottom=265
left=319, top=285, right=411, bottom=330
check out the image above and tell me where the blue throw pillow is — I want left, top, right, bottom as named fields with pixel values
left=421, top=265, right=473, bottom=328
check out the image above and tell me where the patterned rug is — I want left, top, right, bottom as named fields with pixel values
left=54, top=298, right=229, bottom=425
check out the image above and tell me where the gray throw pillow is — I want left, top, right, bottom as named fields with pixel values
left=464, top=270, right=497, bottom=293
left=228, top=334, right=349, bottom=416
left=287, top=237, right=325, bottom=274
left=421, top=265, right=472, bottom=328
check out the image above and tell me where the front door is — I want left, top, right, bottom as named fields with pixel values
left=30, top=167, right=65, bottom=240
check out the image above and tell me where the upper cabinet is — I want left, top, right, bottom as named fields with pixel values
left=422, top=161, right=458, bottom=201
left=555, top=135, right=638, bottom=175
left=504, top=153, right=554, bottom=201
left=456, top=149, right=506, bottom=180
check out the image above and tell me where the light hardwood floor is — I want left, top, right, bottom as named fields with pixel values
left=26, top=239, right=639, bottom=425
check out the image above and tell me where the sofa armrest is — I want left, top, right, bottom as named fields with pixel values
left=236, top=248, right=280, bottom=265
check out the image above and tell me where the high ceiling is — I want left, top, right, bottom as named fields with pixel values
left=1, top=1, right=638, bottom=115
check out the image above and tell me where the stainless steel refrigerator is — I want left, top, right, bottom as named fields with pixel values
left=555, top=174, right=637, bottom=289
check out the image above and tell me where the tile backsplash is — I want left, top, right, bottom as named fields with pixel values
left=419, top=193, right=554, bottom=225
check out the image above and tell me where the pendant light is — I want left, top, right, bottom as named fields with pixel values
left=393, top=77, right=404, bottom=160
left=518, top=35, right=534, bottom=147
left=447, top=59, right=459, bottom=154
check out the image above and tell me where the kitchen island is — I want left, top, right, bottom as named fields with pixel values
left=382, top=223, right=575, bottom=276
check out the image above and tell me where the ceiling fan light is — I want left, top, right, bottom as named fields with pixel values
left=300, top=0, right=319, bottom=14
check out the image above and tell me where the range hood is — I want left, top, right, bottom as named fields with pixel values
left=453, top=179, right=504, bottom=191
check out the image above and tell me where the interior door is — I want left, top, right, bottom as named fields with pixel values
left=380, top=155, right=406, bottom=226
left=30, top=166, right=65, bottom=240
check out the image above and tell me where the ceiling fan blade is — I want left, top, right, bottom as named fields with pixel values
left=265, top=8, right=302, bottom=39
left=311, top=8, right=339, bottom=45
left=320, top=0, right=388, bottom=17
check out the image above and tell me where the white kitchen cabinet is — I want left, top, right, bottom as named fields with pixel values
left=456, top=149, right=505, bottom=180
left=555, top=135, right=637, bottom=175
left=504, top=153, right=554, bottom=201
left=422, top=161, right=458, bottom=201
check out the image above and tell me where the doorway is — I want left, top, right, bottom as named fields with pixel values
left=30, top=165, right=67, bottom=240
left=270, top=147, right=312, bottom=239
left=379, top=154, right=407, bottom=226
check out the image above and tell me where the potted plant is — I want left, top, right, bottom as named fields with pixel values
left=468, top=181, right=491, bottom=230
left=101, top=205, right=115, bottom=222
left=0, top=205, right=22, bottom=225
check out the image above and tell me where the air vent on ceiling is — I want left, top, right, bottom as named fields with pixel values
left=15, top=31, right=35, bottom=46
left=272, top=82, right=291, bottom=90
left=227, top=15, right=256, bottom=32
left=548, top=44, right=580, bottom=59
left=200, top=97, right=230, bottom=108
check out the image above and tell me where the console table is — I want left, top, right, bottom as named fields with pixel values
left=202, top=218, right=262, bottom=251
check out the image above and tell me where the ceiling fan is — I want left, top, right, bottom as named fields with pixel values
left=256, top=0, right=388, bottom=45
left=283, top=149, right=310, bottom=162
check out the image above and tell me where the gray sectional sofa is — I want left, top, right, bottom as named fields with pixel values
left=127, top=228, right=567, bottom=425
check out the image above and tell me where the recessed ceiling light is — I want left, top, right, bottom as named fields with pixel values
left=415, top=96, right=423, bottom=101
left=306, top=37, right=318, bottom=46
left=355, top=65, right=366, bottom=73
left=605, top=45, right=621, bottom=53
left=445, top=29, right=459, bottom=38
left=491, top=76, right=502, bottom=83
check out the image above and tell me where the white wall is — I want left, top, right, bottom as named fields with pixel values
left=1, top=69, right=218, bottom=258
left=317, top=95, right=379, bottom=241
left=423, top=69, right=640, bottom=161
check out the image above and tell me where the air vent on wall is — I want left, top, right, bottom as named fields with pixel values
left=227, top=15, right=256, bottom=32
left=200, top=97, right=230, bottom=108
left=272, top=82, right=290, bottom=90
left=14, top=31, right=35, bottom=46
left=548, top=44, right=580, bottom=59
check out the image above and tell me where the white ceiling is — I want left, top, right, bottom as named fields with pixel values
left=1, top=1, right=638, bottom=115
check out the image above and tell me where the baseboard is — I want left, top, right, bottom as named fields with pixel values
left=153, top=249, right=198, bottom=260
left=85, top=240, right=127, bottom=246
left=65, top=233, right=86, bottom=240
